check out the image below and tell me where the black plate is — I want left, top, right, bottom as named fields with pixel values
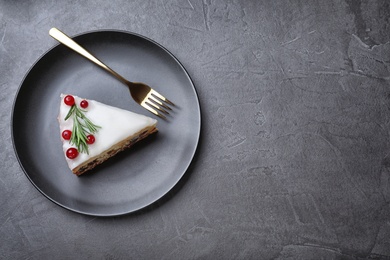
left=12, top=30, right=201, bottom=216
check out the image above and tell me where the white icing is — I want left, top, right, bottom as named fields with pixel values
left=58, top=94, right=157, bottom=170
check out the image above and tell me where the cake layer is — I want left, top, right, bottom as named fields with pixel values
left=73, top=124, right=157, bottom=175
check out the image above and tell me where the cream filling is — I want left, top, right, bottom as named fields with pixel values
left=58, top=94, right=157, bottom=170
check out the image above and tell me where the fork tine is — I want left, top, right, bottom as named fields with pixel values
left=151, top=90, right=175, bottom=106
left=146, top=100, right=169, bottom=114
left=148, top=95, right=172, bottom=110
left=142, top=102, right=166, bottom=119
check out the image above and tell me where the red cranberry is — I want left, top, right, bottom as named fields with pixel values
left=66, top=148, right=78, bottom=159
left=80, top=100, right=89, bottom=108
left=62, top=130, right=72, bottom=140
left=86, top=135, right=95, bottom=144
left=64, top=95, right=75, bottom=106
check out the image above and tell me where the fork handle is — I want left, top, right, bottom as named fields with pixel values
left=49, top=28, right=128, bottom=84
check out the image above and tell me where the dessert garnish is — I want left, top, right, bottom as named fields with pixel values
left=63, top=95, right=100, bottom=157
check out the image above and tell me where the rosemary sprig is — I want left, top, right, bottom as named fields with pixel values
left=64, top=104, right=100, bottom=154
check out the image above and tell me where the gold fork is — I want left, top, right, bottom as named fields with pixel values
left=49, top=28, right=174, bottom=119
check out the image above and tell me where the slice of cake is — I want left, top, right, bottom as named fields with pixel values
left=58, top=94, right=157, bottom=176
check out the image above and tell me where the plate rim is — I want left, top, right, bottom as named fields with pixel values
left=11, top=29, right=202, bottom=217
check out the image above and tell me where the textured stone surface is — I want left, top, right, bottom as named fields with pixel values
left=1, top=0, right=390, bottom=259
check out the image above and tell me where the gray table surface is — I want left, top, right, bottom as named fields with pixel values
left=1, top=0, right=390, bottom=259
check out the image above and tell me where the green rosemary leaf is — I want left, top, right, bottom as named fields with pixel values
left=64, top=105, right=75, bottom=121
left=84, top=117, right=100, bottom=133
